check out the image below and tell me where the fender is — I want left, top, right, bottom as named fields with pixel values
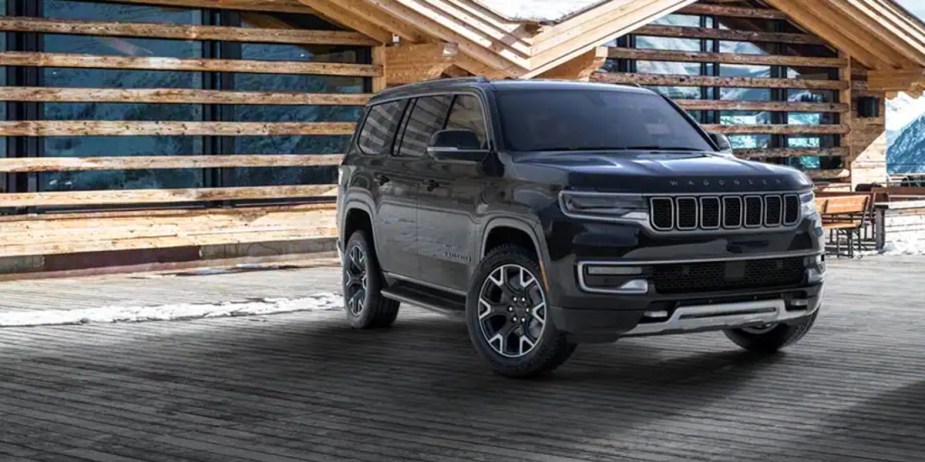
left=479, top=216, right=550, bottom=267
left=339, top=196, right=376, bottom=243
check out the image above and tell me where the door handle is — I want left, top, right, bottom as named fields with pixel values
left=374, top=174, right=390, bottom=186
left=423, top=179, right=440, bottom=191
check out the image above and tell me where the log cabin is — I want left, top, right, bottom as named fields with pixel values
left=1, top=0, right=924, bottom=275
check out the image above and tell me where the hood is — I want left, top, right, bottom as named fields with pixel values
left=512, top=151, right=813, bottom=194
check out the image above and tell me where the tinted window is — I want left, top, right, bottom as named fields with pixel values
left=446, top=95, right=488, bottom=148
left=496, top=90, right=713, bottom=152
left=398, top=96, right=453, bottom=158
left=358, top=101, right=407, bottom=155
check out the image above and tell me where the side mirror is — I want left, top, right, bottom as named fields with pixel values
left=427, top=129, right=488, bottom=162
left=709, top=132, right=734, bottom=154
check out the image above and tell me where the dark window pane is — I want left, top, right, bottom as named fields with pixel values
left=728, top=135, right=770, bottom=149
left=496, top=90, right=713, bottom=152
left=398, top=96, right=453, bottom=158
left=229, top=166, right=337, bottom=188
left=234, top=73, right=365, bottom=93
left=40, top=169, right=203, bottom=192
left=41, top=136, right=204, bottom=191
left=44, top=103, right=202, bottom=121
left=241, top=42, right=365, bottom=64
left=359, top=101, right=407, bottom=155
left=44, top=0, right=200, bottom=24
left=446, top=96, right=487, bottom=148
left=234, top=136, right=348, bottom=155
left=45, top=68, right=202, bottom=89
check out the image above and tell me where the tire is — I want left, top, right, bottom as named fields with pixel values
left=723, top=311, right=818, bottom=353
left=342, top=230, right=399, bottom=329
left=466, top=245, right=576, bottom=378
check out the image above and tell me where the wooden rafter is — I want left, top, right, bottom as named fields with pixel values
left=537, top=47, right=607, bottom=81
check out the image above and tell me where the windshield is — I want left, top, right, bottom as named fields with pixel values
left=496, top=89, right=714, bottom=152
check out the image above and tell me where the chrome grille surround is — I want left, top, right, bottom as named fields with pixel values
left=649, top=193, right=802, bottom=233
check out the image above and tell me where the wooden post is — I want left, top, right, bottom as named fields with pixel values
left=372, top=45, right=387, bottom=92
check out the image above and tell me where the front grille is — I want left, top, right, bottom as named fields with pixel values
left=652, top=257, right=806, bottom=294
left=649, top=193, right=801, bottom=232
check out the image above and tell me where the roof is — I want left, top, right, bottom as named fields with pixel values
left=304, top=0, right=925, bottom=91
left=473, top=0, right=608, bottom=24
left=371, top=77, right=651, bottom=103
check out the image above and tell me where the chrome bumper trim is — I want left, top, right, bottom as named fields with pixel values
left=624, top=295, right=821, bottom=337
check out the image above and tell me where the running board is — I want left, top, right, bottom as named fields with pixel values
left=381, top=283, right=466, bottom=318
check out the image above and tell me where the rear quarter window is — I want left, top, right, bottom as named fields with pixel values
left=357, top=100, right=407, bottom=155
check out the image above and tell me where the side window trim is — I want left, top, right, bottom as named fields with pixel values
left=393, top=97, right=418, bottom=157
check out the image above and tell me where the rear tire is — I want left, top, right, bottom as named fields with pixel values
left=466, top=245, right=576, bottom=378
left=342, top=230, right=399, bottom=329
left=724, top=311, right=818, bottom=353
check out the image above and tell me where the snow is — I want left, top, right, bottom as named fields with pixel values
left=0, top=293, right=343, bottom=327
left=880, top=238, right=925, bottom=256
left=476, top=0, right=606, bottom=23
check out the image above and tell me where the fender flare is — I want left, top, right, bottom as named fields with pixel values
left=479, top=217, right=550, bottom=266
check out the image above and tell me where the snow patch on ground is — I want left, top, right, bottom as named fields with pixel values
left=477, top=0, right=605, bottom=22
left=0, top=293, right=343, bottom=327
left=880, top=239, right=925, bottom=256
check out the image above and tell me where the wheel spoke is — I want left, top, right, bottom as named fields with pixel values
left=477, top=263, right=547, bottom=359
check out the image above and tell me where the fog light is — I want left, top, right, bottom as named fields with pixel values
left=807, top=268, right=824, bottom=283
left=618, top=279, right=649, bottom=293
left=790, top=298, right=810, bottom=307
left=643, top=310, right=669, bottom=319
left=586, top=265, right=643, bottom=276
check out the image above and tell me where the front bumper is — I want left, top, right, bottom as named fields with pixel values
left=549, top=283, right=823, bottom=343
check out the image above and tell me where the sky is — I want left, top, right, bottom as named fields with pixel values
left=897, top=0, right=925, bottom=19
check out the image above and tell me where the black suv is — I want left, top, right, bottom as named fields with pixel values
left=337, top=78, right=825, bottom=377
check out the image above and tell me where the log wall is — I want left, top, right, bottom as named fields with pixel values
left=0, top=0, right=372, bottom=270
left=593, top=0, right=883, bottom=187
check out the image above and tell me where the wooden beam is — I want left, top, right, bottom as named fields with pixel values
left=0, top=205, right=338, bottom=258
left=0, top=185, right=338, bottom=208
left=385, top=42, right=459, bottom=85
left=679, top=4, right=788, bottom=20
left=0, top=16, right=378, bottom=46
left=734, top=147, right=850, bottom=159
left=0, top=155, right=345, bottom=173
left=371, top=46, right=388, bottom=92
left=301, top=0, right=428, bottom=43
left=112, top=0, right=317, bottom=15
left=633, top=25, right=825, bottom=45
left=0, top=121, right=356, bottom=137
left=807, top=169, right=851, bottom=180
left=0, top=87, right=371, bottom=106
left=868, top=69, right=925, bottom=92
left=537, top=47, right=607, bottom=81
left=674, top=100, right=849, bottom=113
left=701, top=124, right=850, bottom=135
left=591, top=72, right=848, bottom=90
left=0, top=52, right=381, bottom=77
left=296, top=0, right=405, bottom=44
left=607, top=48, right=848, bottom=68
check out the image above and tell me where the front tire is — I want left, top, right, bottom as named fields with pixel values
left=342, top=230, right=399, bottom=329
left=466, top=245, right=576, bottom=377
left=724, top=311, right=818, bottom=353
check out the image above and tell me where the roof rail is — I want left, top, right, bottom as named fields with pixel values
left=374, top=76, right=490, bottom=97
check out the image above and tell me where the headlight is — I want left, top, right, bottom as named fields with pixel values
left=800, top=191, right=818, bottom=218
left=559, top=192, right=648, bottom=221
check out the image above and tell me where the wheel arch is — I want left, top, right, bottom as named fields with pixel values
left=480, top=218, right=549, bottom=265
left=342, top=201, right=376, bottom=249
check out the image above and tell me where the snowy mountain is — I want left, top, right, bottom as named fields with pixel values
left=887, top=94, right=925, bottom=174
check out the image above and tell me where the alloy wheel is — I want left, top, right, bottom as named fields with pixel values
left=344, top=245, right=368, bottom=315
left=477, top=264, right=547, bottom=358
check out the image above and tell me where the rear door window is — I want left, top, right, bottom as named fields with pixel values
left=397, top=95, right=453, bottom=158
left=357, top=100, right=407, bottom=155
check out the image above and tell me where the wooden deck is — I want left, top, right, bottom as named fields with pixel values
left=0, top=256, right=923, bottom=461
